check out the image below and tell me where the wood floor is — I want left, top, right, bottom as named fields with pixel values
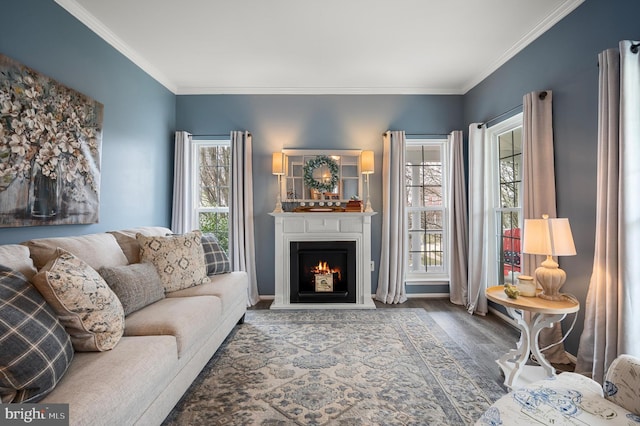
left=249, top=297, right=523, bottom=388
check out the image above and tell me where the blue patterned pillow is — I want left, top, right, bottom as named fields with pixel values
left=201, top=234, right=231, bottom=275
left=0, top=264, right=74, bottom=403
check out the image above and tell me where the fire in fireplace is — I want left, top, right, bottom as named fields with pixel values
left=290, top=241, right=356, bottom=303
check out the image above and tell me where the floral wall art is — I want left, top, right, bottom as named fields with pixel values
left=0, top=54, right=103, bottom=227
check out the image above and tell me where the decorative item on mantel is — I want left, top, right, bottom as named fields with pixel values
left=272, top=152, right=284, bottom=213
left=345, top=196, right=363, bottom=212
left=522, top=214, right=576, bottom=300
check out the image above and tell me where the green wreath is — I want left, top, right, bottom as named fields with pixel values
left=303, top=155, right=339, bottom=193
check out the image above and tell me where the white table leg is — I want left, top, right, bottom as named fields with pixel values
left=497, top=307, right=531, bottom=388
left=530, top=312, right=566, bottom=377
left=496, top=308, right=567, bottom=389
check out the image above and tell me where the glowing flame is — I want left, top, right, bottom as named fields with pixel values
left=312, top=260, right=342, bottom=281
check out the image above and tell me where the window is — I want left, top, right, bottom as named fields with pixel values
left=489, top=114, right=523, bottom=285
left=194, top=140, right=231, bottom=252
left=405, top=139, right=449, bottom=281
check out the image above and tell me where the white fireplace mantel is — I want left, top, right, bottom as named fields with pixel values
left=269, top=212, right=376, bottom=309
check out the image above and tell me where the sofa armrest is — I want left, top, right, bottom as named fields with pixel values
left=603, top=354, right=640, bottom=416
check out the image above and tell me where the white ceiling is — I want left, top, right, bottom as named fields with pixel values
left=55, top=0, right=584, bottom=95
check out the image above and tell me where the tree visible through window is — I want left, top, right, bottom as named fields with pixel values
left=196, top=142, right=230, bottom=252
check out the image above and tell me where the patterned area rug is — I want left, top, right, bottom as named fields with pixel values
left=163, top=309, right=506, bottom=425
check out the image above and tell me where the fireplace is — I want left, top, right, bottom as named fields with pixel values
left=270, top=212, right=376, bottom=309
left=290, top=241, right=356, bottom=303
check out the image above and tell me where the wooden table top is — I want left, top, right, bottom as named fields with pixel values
left=485, top=285, right=580, bottom=314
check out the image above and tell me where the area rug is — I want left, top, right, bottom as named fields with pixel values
left=163, top=309, right=506, bottom=425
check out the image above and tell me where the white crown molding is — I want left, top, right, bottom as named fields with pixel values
left=54, top=0, right=178, bottom=93
left=175, top=86, right=462, bottom=96
left=461, top=0, right=585, bottom=94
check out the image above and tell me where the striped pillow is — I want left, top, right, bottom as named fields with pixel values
left=0, top=265, right=74, bottom=403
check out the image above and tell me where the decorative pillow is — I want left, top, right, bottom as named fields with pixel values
left=99, top=263, right=165, bottom=316
left=0, top=265, right=74, bottom=403
left=31, top=249, right=125, bottom=352
left=201, top=233, right=231, bottom=275
left=137, top=230, right=210, bottom=293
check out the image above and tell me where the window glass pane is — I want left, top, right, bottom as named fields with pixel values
left=199, top=212, right=229, bottom=253
left=407, top=229, right=444, bottom=272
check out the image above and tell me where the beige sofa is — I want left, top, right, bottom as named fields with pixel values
left=476, top=355, right=640, bottom=425
left=0, top=227, right=248, bottom=426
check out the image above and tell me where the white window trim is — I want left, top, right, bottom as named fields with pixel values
left=191, top=139, right=231, bottom=230
left=405, top=138, right=450, bottom=285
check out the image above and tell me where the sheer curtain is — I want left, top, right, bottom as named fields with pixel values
left=448, top=130, right=469, bottom=306
left=521, top=90, right=570, bottom=364
left=576, top=41, right=640, bottom=383
left=171, top=131, right=195, bottom=234
left=375, top=131, right=407, bottom=304
left=467, top=124, right=492, bottom=315
left=230, top=131, right=260, bottom=306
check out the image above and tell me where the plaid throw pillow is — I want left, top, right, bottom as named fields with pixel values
left=0, top=265, right=74, bottom=403
left=201, top=234, right=231, bottom=275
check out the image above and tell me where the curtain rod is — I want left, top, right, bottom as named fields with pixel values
left=190, top=132, right=252, bottom=137
left=477, top=91, right=548, bottom=129
left=382, top=131, right=450, bottom=137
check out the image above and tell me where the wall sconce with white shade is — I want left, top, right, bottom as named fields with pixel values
left=522, top=214, right=576, bottom=300
left=361, top=150, right=374, bottom=212
left=272, top=152, right=284, bottom=213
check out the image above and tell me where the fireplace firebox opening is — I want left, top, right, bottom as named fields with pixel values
left=290, top=241, right=356, bottom=303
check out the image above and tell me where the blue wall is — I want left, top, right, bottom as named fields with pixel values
left=176, top=95, right=463, bottom=296
left=0, top=0, right=175, bottom=245
left=464, top=0, right=640, bottom=354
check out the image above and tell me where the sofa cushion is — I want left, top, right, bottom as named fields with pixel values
left=41, top=335, right=178, bottom=426
left=23, top=232, right=128, bottom=271
left=108, top=226, right=173, bottom=264
left=201, top=233, right=231, bottom=275
left=32, top=249, right=125, bottom=352
left=124, top=296, right=222, bottom=358
left=604, top=354, right=640, bottom=416
left=0, top=265, right=74, bottom=403
left=167, top=271, right=248, bottom=313
left=99, top=263, right=165, bottom=316
left=0, top=245, right=38, bottom=280
left=136, top=230, right=210, bottom=293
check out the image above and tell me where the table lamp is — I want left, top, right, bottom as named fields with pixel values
left=272, top=152, right=284, bottom=213
left=361, top=150, right=374, bottom=212
left=522, top=214, right=576, bottom=300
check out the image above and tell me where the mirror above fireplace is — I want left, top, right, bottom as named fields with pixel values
left=279, top=149, right=364, bottom=207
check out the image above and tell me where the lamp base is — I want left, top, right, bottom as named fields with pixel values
left=273, top=194, right=283, bottom=213
left=535, top=256, right=567, bottom=301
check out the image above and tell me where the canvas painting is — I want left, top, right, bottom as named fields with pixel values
left=0, top=54, right=103, bottom=227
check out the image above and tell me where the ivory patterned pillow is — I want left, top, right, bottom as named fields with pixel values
left=31, top=249, right=125, bottom=352
left=136, top=230, right=210, bottom=293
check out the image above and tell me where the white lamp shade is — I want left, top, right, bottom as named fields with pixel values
left=361, top=150, right=374, bottom=174
left=272, top=152, right=284, bottom=175
left=523, top=217, right=576, bottom=256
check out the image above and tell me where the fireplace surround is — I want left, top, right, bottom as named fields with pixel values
left=270, top=212, right=376, bottom=309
